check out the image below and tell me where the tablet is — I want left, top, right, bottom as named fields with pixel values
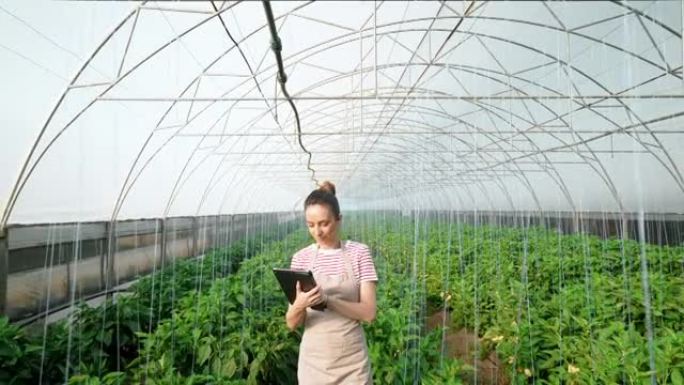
left=273, top=268, right=325, bottom=311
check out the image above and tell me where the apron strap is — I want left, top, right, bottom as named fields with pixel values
left=308, top=241, right=356, bottom=283
left=340, top=241, right=356, bottom=282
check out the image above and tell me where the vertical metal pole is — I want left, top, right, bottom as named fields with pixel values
left=0, top=228, right=8, bottom=315
left=374, top=0, right=378, bottom=97
left=245, top=213, right=250, bottom=243
left=359, top=26, right=364, bottom=134
left=192, top=217, right=199, bottom=257
left=106, top=221, right=117, bottom=289
left=159, top=218, right=167, bottom=268
left=101, top=222, right=108, bottom=290
left=214, top=215, right=220, bottom=250
left=65, top=231, right=72, bottom=299
left=227, top=215, right=233, bottom=246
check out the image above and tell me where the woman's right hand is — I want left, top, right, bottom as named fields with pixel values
left=292, top=281, right=322, bottom=310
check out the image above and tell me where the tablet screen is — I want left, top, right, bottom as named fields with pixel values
left=272, top=268, right=324, bottom=310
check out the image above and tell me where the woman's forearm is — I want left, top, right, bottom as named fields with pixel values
left=286, top=304, right=307, bottom=330
left=327, top=296, right=376, bottom=323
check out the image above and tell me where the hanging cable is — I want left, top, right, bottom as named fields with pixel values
left=262, top=0, right=318, bottom=186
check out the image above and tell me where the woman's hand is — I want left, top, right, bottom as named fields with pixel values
left=292, top=281, right=324, bottom=309
left=286, top=282, right=324, bottom=330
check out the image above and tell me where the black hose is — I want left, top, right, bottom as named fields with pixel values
left=262, top=0, right=318, bottom=185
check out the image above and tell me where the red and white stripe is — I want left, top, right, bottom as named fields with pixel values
left=290, top=241, right=378, bottom=283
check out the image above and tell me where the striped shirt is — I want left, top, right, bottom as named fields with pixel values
left=290, top=241, right=378, bottom=283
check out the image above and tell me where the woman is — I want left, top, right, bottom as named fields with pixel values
left=286, top=181, right=378, bottom=385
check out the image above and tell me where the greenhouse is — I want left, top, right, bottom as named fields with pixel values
left=1, top=0, right=683, bottom=384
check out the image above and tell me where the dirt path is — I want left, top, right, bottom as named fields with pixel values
left=426, top=310, right=509, bottom=385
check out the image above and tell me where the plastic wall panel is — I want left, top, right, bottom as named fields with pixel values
left=3, top=213, right=295, bottom=320
left=70, top=254, right=105, bottom=303
left=113, top=241, right=161, bottom=286
left=9, top=223, right=106, bottom=250
left=6, top=261, right=69, bottom=320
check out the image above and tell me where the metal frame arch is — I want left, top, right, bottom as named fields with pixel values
left=279, top=104, right=540, bottom=211
left=4, top=1, right=683, bottom=224
left=283, top=75, right=579, bottom=204
left=2, top=1, right=259, bottom=226
left=0, top=4, right=143, bottom=228
left=427, top=27, right=677, bottom=211
left=274, top=91, right=564, bottom=211
left=258, top=48, right=664, bottom=213
left=198, top=132, right=506, bottom=214
left=268, top=12, right=680, bottom=94
left=200, top=95, right=572, bottom=213
left=144, top=75, right=542, bottom=217
left=116, top=12, right=682, bottom=218
left=111, top=1, right=319, bottom=221
left=237, top=99, right=534, bottom=211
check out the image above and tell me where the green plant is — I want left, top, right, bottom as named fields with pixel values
left=67, top=372, right=126, bottom=385
left=0, top=316, right=41, bottom=385
left=7, top=214, right=684, bottom=385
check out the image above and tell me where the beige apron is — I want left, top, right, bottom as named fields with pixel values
left=297, top=241, right=372, bottom=385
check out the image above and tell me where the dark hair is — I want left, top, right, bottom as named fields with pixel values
left=304, top=181, right=340, bottom=219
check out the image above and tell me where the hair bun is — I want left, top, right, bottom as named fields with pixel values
left=318, top=181, right=336, bottom=196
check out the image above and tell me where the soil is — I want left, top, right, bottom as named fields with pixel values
left=426, top=310, right=510, bottom=385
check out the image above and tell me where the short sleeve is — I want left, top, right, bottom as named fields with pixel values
left=356, top=244, right=378, bottom=283
left=290, top=246, right=311, bottom=270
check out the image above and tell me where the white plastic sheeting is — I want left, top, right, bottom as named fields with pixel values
left=1, top=1, right=683, bottom=224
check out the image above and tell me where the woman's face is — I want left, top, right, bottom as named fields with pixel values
left=305, top=204, right=340, bottom=247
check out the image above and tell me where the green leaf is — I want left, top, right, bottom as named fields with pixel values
left=197, top=344, right=212, bottom=365
left=222, top=359, right=237, bottom=378
left=192, top=328, right=201, bottom=344
left=672, top=368, right=683, bottom=385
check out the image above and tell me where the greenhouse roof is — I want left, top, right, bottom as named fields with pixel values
left=1, top=0, right=683, bottom=224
